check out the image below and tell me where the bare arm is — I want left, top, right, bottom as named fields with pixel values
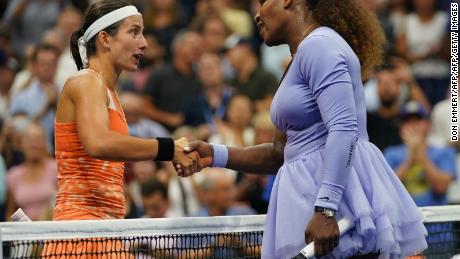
left=226, top=129, right=285, bottom=174
left=395, top=155, right=414, bottom=181
left=418, top=152, right=453, bottom=195
left=396, top=33, right=428, bottom=63
left=185, top=129, right=285, bottom=175
left=59, top=74, right=198, bottom=174
left=68, top=75, right=160, bottom=161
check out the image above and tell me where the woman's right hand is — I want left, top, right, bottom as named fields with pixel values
left=173, top=138, right=201, bottom=177
left=184, top=141, right=214, bottom=168
left=173, top=140, right=214, bottom=175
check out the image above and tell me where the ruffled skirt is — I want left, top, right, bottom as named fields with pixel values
left=262, top=140, right=428, bottom=258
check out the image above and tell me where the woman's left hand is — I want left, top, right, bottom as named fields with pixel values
left=305, top=212, right=340, bottom=257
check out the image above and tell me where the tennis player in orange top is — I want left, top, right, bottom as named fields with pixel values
left=52, top=0, right=200, bottom=222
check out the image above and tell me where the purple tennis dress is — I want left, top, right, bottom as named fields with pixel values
left=264, top=27, right=428, bottom=258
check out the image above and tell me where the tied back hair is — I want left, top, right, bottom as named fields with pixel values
left=70, top=0, right=131, bottom=70
left=307, top=0, right=386, bottom=78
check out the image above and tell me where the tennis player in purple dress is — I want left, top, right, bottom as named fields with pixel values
left=179, top=0, right=428, bottom=258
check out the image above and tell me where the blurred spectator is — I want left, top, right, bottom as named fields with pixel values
left=143, top=0, right=187, bottom=60
left=193, top=14, right=230, bottom=54
left=165, top=162, right=201, bottom=217
left=384, top=101, right=456, bottom=206
left=69, top=0, right=89, bottom=14
left=120, top=31, right=166, bottom=93
left=261, top=44, right=291, bottom=80
left=1, top=0, right=65, bottom=58
left=173, top=125, right=198, bottom=142
left=387, top=0, right=412, bottom=37
left=428, top=95, right=458, bottom=148
left=0, top=29, right=15, bottom=58
left=367, top=60, right=430, bottom=151
left=365, top=58, right=430, bottom=112
left=120, top=92, right=170, bottom=139
left=127, top=160, right=159, bottom=211
left=219, top=0, right=253, bottom=38
left=194, top=0, right=253, bottom=38
left=143, top=31, right=203, bottom=131
left=195, top=168, right=256, bottom=217
left=41, top=29, right=66, bottom=53
left=0, top=155, right=6, bottom=221
left=361, top=0, right=396, bottom=57
left=128, top=155, right=201, bottom=218
left=0, top=50, right=19, bottom=121
left=0, top=113, right=29, bottom=168
left=141, top=177, right=178, bottom=218
left=53, top=7, right=82, bottom=87
left=5, top=123, right=57, bottom=221
left=184, top=53, right=234, bottom=140
left=225, top=39, right=278, bottom=112
left=396, top=0, right=449, bottom=105
left=209, top=94, right=254, bottom=148
left=427, top=93, right=460, bottom=204
left=194, top=0, right=222, bottom=18
left=367, top=66, right=403, bottom=151
left=9, top=44, right=60, bottom=152
left=236, top=111, right=274, bottom=214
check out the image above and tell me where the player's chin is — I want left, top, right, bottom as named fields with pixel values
left=262, top=36, right=282, bottom=47
left=260, top=31, right=286, bottom=47
left=123, top=62, right=140, bottom=72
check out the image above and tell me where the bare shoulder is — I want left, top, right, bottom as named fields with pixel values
left=64, top=69, right=107, bottom=101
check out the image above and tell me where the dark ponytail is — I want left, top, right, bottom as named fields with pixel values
left=307, top=0, right=386, bottom=78
left=70, top=29, right=85, bottom=70
left=70, top=0, right=131, bottom=70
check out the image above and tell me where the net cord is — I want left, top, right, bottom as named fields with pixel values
left=0, top=206, right=459, bottom=242
left=0, top=215, right=266, bottom=241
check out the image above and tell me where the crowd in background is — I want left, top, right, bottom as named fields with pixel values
left=0, top=0, right=456, bottom=222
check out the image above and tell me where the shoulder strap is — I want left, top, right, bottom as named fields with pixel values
left=106, top=89, right=116, bottom=110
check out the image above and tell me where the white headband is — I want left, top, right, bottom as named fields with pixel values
left=78, top=5, right=141, bottom=68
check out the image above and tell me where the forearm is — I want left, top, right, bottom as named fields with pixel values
left=420, top=156, right=453, bottom=195
left=85, top=132, right=158, bottom=161
left=315, top=129, right=358, bottom=211
left=395, top=158, right=414, bottom=181
left=226, top=143, right=283, bottom=174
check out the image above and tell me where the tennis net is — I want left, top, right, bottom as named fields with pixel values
left=0, top=206, right=459, bottom=259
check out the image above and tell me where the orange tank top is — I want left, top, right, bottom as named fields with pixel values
left=53, top=89, right=129, bottom=220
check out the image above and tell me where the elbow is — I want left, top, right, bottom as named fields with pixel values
left=329, top=127, right=359, bottom=140
left=270, top=146, right=284, bottom=172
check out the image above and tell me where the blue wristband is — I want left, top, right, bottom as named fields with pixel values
left=314, top=182, right=344, bottom=211
left=210, top=144, right=228, bottom=168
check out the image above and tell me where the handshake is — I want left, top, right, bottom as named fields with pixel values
left=172, top=138, right=213, bottom=177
